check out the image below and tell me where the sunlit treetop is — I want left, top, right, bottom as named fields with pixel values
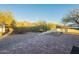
left=0, top=11, right=15, bottom=27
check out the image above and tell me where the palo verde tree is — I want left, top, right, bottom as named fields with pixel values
left=0, top=11, right=16, bottom=28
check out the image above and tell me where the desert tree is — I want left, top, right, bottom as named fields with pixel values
left=62, top=9, right=79, bottom=26
left=61, top=9, right=79, bottom=32
left=0, top=11, right=16, bottom=27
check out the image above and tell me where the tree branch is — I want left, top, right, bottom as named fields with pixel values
left=75, top=20, right=79, bottom=24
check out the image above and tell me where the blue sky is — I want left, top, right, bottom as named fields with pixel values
left=0, top=4, right=79, bottom=24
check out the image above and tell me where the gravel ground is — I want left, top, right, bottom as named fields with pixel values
left=0, top=32, right=79, bottom=54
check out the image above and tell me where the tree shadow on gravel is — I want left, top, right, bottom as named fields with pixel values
left=70, top=46, right=79, bottom=54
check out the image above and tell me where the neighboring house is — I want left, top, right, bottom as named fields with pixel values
left=56, top=25, right=70, bottom=33
left=0, top=24, right=6, bottom=36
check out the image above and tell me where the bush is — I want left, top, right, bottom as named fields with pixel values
left=70, top=28, right=79, bottom=30
left=13, top=25, right=51, bottom=34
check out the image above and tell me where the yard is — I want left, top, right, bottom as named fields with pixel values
left=0, top=32, right=79, bottom=54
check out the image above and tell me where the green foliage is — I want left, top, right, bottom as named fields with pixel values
left=0, top=11, right=16, bottom=27
left=62, top=9, right=79, bottom=25
left=13, top=24, right=50, bottom=34
left=36, top=20, right=46, bottom=25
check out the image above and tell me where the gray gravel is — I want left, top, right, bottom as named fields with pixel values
left=0, top=32, right=79, bottom=54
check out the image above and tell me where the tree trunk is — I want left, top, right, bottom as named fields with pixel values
left=64, top=23, right=68, bottom=33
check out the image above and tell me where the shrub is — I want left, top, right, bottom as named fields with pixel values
left=13, top=25, right=50, bottom=34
